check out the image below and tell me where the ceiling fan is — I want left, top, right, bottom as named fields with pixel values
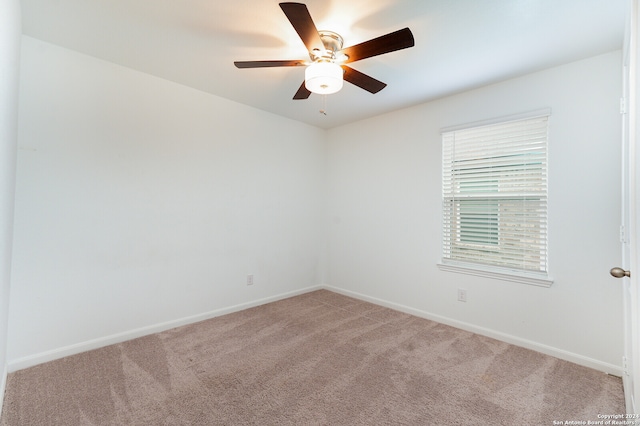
left=234, top=2, right=415, bottom=100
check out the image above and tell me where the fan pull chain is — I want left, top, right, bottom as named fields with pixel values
left=319, top=95, right=328, bottom=115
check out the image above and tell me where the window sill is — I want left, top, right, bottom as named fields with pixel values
left=437, top=262, right=553, bottom=288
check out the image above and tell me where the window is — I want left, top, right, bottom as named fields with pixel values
left=440, top=111, right=551, bottom=286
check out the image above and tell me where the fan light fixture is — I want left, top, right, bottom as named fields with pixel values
left=305, top=62, right=343, bottom=94
left=234, top=3, right=415, bottom=100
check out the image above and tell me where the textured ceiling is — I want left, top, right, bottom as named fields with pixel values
left=20, top=0, right=628, bottom=128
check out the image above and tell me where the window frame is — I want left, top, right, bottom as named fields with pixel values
left=438, top=110, right=553, bottom=287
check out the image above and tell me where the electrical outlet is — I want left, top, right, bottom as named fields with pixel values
left=247, top=274, right=254, bottom=286
left=457, top=288, right=467, bottom=302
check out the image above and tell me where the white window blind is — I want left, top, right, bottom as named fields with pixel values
left=442, top=114, right=549, bottom=276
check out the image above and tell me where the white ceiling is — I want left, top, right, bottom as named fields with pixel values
left=20, top=0, right=627, bottom=129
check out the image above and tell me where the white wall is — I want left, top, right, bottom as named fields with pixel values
left=7, top=36, right=624, bottom=375
left=7, top=37, right=326, bottom=368
left=326, top=51, right=624, bottom=372
left=0, top=0, right=21, bottom=414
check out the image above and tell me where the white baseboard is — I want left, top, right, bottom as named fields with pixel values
left=324, top=285, right=623, bottom=376
left=7, top=285, right=322, bottom=372
left=7, top=283, right=622, bottom=377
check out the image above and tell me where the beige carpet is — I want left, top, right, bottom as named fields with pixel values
left=0, top=290, right=625, bottom=425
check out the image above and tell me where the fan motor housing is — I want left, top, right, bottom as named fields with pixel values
left=311, top=30, right=344, bottom=62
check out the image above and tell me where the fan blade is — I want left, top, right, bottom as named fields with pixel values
left=342, top=66, right=386, bottom=94
left=234, top=60, right=306, bottom=68
left=293, top=81, right=312, bottom=99
left=279, top=2, right=325, bottom=54
left=339, top=27, right=414, bottom=64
